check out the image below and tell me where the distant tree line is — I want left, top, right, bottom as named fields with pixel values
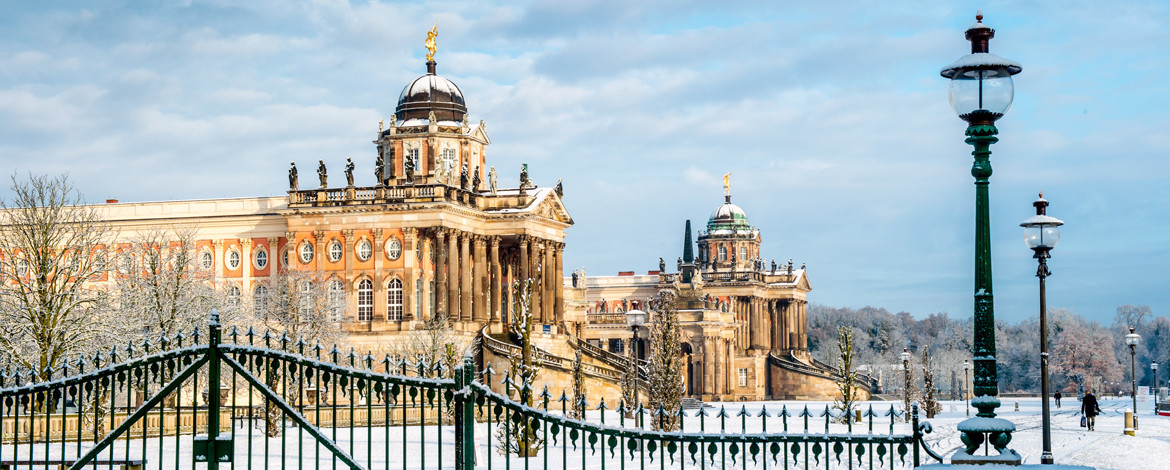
left=808, top=303, right=1169, bottom=397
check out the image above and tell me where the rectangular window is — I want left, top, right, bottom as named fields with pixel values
left=718, top=246, right=727, bottom=262
left=738, top=368, right=749, bottom=387
left=609, top=338, right=625, bottom=354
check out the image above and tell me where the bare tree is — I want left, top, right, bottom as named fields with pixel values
left=921, top=346, right=941, bottom=418
left=833, top=326, right=860, bottom=423
left=646, top=289, right=684, bottom=431
left=569, top=348, right=587, bottom=419
left=0, top=174, right=114, bottom=379
left=495, top=278, right=543, bottom=456
left=247, top=267, right=345, bottom=436
left=111, top=227, right=223, bottom=342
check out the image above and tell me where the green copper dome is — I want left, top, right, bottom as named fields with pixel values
left=707, top=195, right=751, bottom=232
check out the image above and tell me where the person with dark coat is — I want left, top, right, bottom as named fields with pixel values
left=1054, top=391, right=1062, bottom=409
left=1081, top=390, right=1101, bottom=431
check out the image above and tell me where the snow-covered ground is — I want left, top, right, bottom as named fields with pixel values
left=1, top=396, right=1164, bottom=469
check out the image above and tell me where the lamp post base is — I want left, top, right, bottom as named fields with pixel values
left=949, top=448, right=1022, bottom=466
left=1041, top=451, right=1054, bottom=465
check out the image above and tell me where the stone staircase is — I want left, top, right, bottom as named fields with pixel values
left=680, top=397, right=707, bottom=410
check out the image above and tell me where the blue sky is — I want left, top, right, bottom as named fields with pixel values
left=1, top=1, right=1167, bottom=325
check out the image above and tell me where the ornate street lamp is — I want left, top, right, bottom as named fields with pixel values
left=1153, top=362, right=1160, bottom=411
left=963, top=359, right=971, bottom=417
left=1021, top=193, right=1062, bottom=464
left=941, top=11, right=1022, bottom=464
left=1126, top=326, right=1141, bottom=432
left=626, top=309, right=647, bottom=408
left=900, top=347, right=913, bottom=423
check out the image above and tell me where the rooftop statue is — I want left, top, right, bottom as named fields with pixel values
left=317, top=160, right=327, bottom=188
left=345, top=158, right=355, bottom=186
left=425, top=23, right=438, bottom=61
left=489, top=166, right=498, bottom=195
left=288, top=162, right=298, bottom=190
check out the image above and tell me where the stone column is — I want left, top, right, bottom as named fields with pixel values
left=489, top=237, right=501, bottom=323
left=530, top=240, right=543, bottom=324
left=553, top=242, right=564, bottom=323
left=518, top=236, right=529, bottom=284
left=420, top=231, right=433, bottom=320
left=473, top=236, right=487, bottom=322
left=435, top=229, right=448, bottom=317
left=460, top=232, right=472, bottom=322
left=240, top=238, right=252, bottom=292
left=799, top=300, right=808, bottom=350
left=540, top=242, right=554, bottom=322
left=448, top=230, right=460, bottom=321
left=403, top=228, right=417, bottom=321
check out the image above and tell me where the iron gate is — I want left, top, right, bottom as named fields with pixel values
left=0, top=312, right=942, bottom=470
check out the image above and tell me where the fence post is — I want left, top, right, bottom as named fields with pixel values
left=207, top=310, right=223, bottom=470
left=455, top=356, right=477, bottom=470
left=911, top=402, right=920, bottom=467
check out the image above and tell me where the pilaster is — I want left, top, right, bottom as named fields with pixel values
left=403, top=228, right=418, bottom=321
left=460, top=232, right=472, bottom=322
left=240, top=238, right=252, bottom=292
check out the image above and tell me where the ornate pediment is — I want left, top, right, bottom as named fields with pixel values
left=533, top=192, right=573, bottom=224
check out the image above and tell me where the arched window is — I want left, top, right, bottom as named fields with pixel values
left=328, top=279, right=344, bottom=322
left=299, top=280, right=315, bottom=315
left=227, top=285, right=241, bottom=307
left=415, top=279, right=423, bottom=319
left=387, top=279, right=403, bottom=321
left=253, top=285, right=268, bottom=317
left=717, top=245, right=727, bottom=262
left=357, top=279, right=373, bottom=322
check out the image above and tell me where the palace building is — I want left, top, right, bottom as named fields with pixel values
left=18, top=38, right=861, bottom=403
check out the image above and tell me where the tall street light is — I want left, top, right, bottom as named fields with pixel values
left=1021, top=193, right=1062, bottom=465
left=900, top=347, right=913, bottom=423
left=1126, top=326, right=1140, bottom=433
left=963, top=359, right=971, bottom=417
left=941, top=11, right=1022, bottom=464
left=1153, top=362, right=1160, bottom=411
left=626, top=309, right=647, bottom=410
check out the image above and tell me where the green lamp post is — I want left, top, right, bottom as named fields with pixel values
left=941, top=11, right=1022, bottom=464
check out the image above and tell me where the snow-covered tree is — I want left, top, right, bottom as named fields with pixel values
left=921, top=345, right=941, bottom=418
left=248, top=267, right=345, bottom=437
left=646, top=289, right=684, bottom=431
left=0, top=174, right=114, bottom=380
left=569, top=348, right=587, bottom=419
left=496, top=278, right=543, bottom=456
left=832, top=326, right=860, bottom=423
left=111, top=227, right=222, bottom=342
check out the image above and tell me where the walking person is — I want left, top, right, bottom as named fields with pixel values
left=1054, top=391, right=1062, bottom=409
left=1081, top=389, right=1101, bottom=431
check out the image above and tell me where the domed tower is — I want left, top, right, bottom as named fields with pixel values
left=374, top=30, right=490, bottom=189
left=697, top=194, right=761, bottom=272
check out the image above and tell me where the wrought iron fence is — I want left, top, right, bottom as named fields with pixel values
left=0, top=312, right=941, bottom=470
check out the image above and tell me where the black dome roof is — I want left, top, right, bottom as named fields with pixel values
left=395, top=61, right=466, bottom=123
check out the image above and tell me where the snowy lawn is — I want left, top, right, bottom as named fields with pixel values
left=1, top=396, right=1163, bottom=469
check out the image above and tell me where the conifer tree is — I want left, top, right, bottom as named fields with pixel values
left=647, top=289, right=684, bottom=431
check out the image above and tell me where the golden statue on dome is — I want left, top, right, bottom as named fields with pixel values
left=722, top=172, right=731, bottom=196
left=425, top=22, right=438, bottom=61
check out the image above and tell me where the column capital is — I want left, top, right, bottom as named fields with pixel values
left=341, top=229, right=355, bottom=239
left=284, top=231, right=295, bottom=241
left=373, top=228, right=384, bottom=240
left=239, top=238, right=252, bottom=247
left=403, top=227, right=418, bottom=240
left=313, top=230, right=326, bottom=240
left=211, top=240, right=224, bottom=249
left=489, top=236, right=501, bottom=248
